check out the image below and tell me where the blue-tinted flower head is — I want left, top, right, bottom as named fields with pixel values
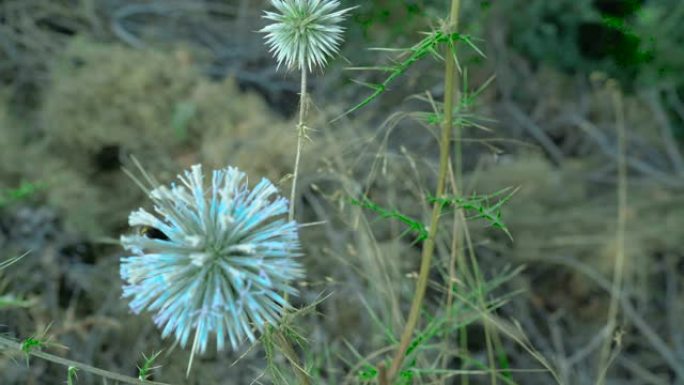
left=260, top=0, right=353, bottom=71
left=120, top=164, right=303, bottom=370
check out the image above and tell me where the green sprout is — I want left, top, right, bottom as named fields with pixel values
left=138, top=350, right=163, bottom=381
left=67, top=366, right=79, bottom=385
left=398, top=367, right=415, bottom=384
left=357, top=364, right=378, bottom=381
left=20, top=336, right=48, bottom=365
left=19, top=324, right=63, bottom=366
left=0, top=181, right=42, bottom=208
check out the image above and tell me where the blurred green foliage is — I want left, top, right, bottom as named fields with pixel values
left=0, top=182, right=41, bottom=209
left=498, top=0, right=684, bottom=88
left=353, top=1, right=425, bottom=41
left=505, top=0, right=637, bottom=80
left=633, top=0, right=684, bottom=87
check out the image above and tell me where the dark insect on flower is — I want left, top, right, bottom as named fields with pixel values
left=137, top=225, right=169, bottom=241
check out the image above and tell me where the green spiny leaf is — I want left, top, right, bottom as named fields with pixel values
left=350, top=197, right=428, bottom=242
left=429, top=187, right=519, bottom=240
left=334, top=31, right=471, bottom=121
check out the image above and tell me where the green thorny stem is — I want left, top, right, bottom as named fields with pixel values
left=386, top=0, right=462, bottom=382
left=0, top=336, right=169, bottom=385
left=289, top=67, right=308, bottom=222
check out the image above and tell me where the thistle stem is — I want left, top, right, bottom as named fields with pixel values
left=289, top=67, right=308, bottom=221
left=280, top=66, right=311, bottom=385
left=386, top=0, right=461, bottom=381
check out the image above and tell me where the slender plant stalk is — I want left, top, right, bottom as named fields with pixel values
left=387, top=0, right=461, bottom=381
left=279, top=67, right=311, bottom=385
left=597, top=86, right=627, bottom=384
left=378, top=362, right=389, bottom=385
left=289, top=67, right=308, bottom=221
left=0, top=336, right=170, bottom=385
left=449, top=165, right=504, bottom=385
left=441, top=162, right=465, bottom=385
left=483, top=324, right=497, bottom=385
left=460, top=324, right=470, bottom=385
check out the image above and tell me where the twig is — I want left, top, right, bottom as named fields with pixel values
left=665, top=254, right=684, bottom=357
left=666, top=86, right=684, bottom=124
left=539, top=255, right=684, bottom=381
left=111, top=1, right=237, bottom=48
left=616, top=356, right=670, bottom=385
left=643, top=89, right=684, bottom=175
left=504, top=102, right=564, bottom=165
left=570, top=116, right=684, bottom=187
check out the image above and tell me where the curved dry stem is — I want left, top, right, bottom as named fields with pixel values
left=597, top=85, right=628, bottom=384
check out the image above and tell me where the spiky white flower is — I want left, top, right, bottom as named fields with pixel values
left=260, top=0, right=353, bottom=71
left=120, top=165, right=303, bottom=369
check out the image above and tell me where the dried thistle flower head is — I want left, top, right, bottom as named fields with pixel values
left=260, top=0, right=353, bottom=71
left=120, top=164, right=303, bottom=372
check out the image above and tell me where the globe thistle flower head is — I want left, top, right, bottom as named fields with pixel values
left=120, top=164, right=304, bottom=371
left=260, top=0, right=353, bottom=71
